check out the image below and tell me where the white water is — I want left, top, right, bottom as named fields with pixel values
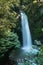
left=20, top=11, right=39, bottom=53
left=20, top=11, right=32, bottom=51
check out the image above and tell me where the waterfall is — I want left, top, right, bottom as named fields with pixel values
left=20, top=11, right=32, bottom=51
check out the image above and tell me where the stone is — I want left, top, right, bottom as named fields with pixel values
left=34, top=40, right=41, bottom=46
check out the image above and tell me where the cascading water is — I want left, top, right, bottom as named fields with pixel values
left=20, top=11, right=39, bottom=53
left=9, top=11, right=39, bottom=65
left=20, top=11, right=32, bottom=51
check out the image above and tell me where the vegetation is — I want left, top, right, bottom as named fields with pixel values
left=0, top=0, right=43, bottom=65
left=0, top=0, right=20, bottom=59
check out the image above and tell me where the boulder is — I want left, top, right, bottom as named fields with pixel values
left=34, top=40, right=41, bottom=46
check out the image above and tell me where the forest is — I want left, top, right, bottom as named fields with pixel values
left=0, top=0, right=43, bottom=65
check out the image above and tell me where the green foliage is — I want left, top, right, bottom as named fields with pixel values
left=0, top=0, right=43, bottom=63
left=35, top=46, right=43, bottom=65
left=0, top=0, right=20, bottom=58
left=0, top=0, right=43, bottom=43
left=0, top=32, right=20, bottom=58
left=0, top=0, right=20, bottom=32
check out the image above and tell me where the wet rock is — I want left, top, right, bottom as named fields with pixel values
left=7, top=60, right=17, bottom=65
left=34, top=40, right=41, bottom=46
left=32, top=63, right=37, bottom=65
